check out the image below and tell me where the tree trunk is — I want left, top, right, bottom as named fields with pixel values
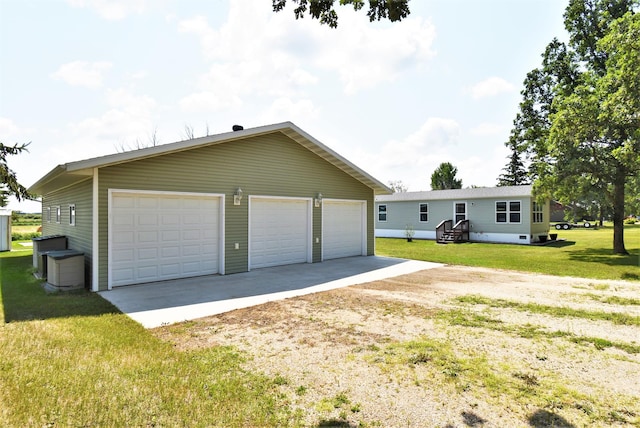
left=598, top=204, right=604, bottom=227
left=612, top=166, right=628, bottom=255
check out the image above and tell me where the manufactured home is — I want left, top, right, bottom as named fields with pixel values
left=375, top=185, right=550, bottom=244
left=28, top=122, right=391, bottom=291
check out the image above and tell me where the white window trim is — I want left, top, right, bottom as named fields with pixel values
left=532, top=201, right=544, bottom=224
left=54, top=206, right=61, bottom=224
left=69, top=204, right=76, bottom=226
left=418, top=203, right=428, bottom=223
left=454, top=202, right=467, bottom=222
left=496, top=200, right=522, bottom=224
left=45, top=207, right=51, bottom=223
left=378, top=204, right=387, bottom=222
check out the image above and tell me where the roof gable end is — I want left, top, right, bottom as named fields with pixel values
left=29, top=122, right=391, bottom=195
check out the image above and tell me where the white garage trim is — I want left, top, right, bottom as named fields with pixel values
left=249, top=196, right=313, bottom=270
left=322, top=199, right=367, bottom=261
left=91, top=168, right=99, bottom=291
left=107, top=189, right=225, bottom=290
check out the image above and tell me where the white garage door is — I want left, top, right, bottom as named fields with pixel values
left=250, top=197, right=311, bottom=269
left=110, top=192, right=221, bottom=287
left=323, top=200, right=366, bottom=260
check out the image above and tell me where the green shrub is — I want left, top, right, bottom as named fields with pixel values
left=11, top=232, right=41, bottom=241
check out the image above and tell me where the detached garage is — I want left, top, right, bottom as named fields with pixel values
left=28, top=122, right=391, bottom=292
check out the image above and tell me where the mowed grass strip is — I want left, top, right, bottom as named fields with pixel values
left=438, top=308, right=640, bottom=354
left=0, top=252, right=294, bottom=427
left=376, top=224, right=640, bottom=281
left=454, top=294, right=640, bottom=326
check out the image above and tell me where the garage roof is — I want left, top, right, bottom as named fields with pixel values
left=28, top=122, right=392, bottom=196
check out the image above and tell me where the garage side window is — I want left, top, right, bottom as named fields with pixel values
left=419, top=203, right=428, bottom=222
left=69, top=204, right=76, bottom=226
left=45, top=207, right=51, bottom=223
left=532, top=202, right=543, bottom=223
left=378, top=204, right=387, bottom=222
left=54, top=206, right=61, bottom=224
left=496, top=201, right=521, bottom=223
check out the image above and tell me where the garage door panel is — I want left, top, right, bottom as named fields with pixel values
left=111, top=193, right=221, bottom=287
left=113, top=231, right=134, bottom=244
left=138, top=248, right=158, bottom=260
left=250, top=198, right=310, bottom=269
left=137, top=265, right=158, bottom=279
left=324, top=201, right=365, bottom=260
left=139, top=197, right=158, bottom=209
left=113, top=267, right=134, bottom=282
left=138, top=231, right=158, bottom=243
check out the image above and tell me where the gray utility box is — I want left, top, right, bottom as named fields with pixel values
left=46, top=250, right=85, bottom=289
left=32, top=235, right=67, bottom=278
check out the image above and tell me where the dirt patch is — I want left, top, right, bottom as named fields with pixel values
left=154, top=265, right=640, bottom=427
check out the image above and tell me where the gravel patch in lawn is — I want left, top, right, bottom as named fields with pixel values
left=154, top=265, right=640, bottom=427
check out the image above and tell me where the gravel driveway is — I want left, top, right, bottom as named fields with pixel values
left=155, top=265, right=640, bottom=427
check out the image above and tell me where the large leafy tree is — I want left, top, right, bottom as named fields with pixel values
left=508, top=0, right=638, bottom=254
left=1, top=142, right=31, bottom=202
left=430, top=162, right=462, bottom=190
left=272, top=0, right=410, bottom=28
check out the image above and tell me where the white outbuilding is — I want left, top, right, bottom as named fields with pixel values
left=0, top=208, right=11, bottom=252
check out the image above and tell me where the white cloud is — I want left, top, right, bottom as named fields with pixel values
left=51, top=61, right=112, bottom=89
left=0, top=117, right=23, bottom=139
left=179, top=90, right=243, bottom=113
left=339, top=117, right=460, bottom=191
left=61, top=88, right=158, bottom=160
left=470, top=122, right=507, bottom=136
left=66, top=0, right=148, bottom=20
left=128, top=70, right=148, bottom=80
left=310, top=13, right=437, bottom=94
left=259, top=97, right=320, bottom=125
left=457, top=144, right=510, bottom=188
left=470, top=77, right=515, bottom=99
left=176, top=0, right=437, bottom=113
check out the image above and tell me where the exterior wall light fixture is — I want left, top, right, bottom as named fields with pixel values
left=315, top=192, right=323, bottom=208
left=234, top=188, right=243, bottom=206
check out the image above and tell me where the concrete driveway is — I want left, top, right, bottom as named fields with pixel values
left=99, top=256, right=443, bottom=328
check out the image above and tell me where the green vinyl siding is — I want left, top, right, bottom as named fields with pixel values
left=41, top=178, right=93, bottom=287
left=96, top=132, right=374, bottom=290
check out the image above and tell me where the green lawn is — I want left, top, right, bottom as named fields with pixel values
left=376, top=223, right=639, bottom=281
left=1, top=224, right=637, bottom=426
left=0, top=249, right=295, bottom=427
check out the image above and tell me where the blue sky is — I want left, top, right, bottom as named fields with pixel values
left=1, top=0, right=569, bottom=212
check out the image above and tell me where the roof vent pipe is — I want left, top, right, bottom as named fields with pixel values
left=232, top=125, right=244, bottom=132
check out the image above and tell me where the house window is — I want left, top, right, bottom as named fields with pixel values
left=454, top=202, right=466, bottom=223
left=510, top=201, right=521, bottom=223
left=54, top=206, right=61, bottom=224
left=378, top=204, right=387, bottom=222
left=45, top=207, right=51, bottom=223
left=496, top=201, right=521, bottom=223
left=69, top=204, right=76, bottom=226
left=532, top=202, right=544, bottom=223
left=419, top=203, right=428, bottom=222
